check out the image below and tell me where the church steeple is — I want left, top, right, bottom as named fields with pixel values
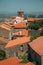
left=17, top=9, right=24, bottom=17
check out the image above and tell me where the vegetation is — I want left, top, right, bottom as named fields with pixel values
left=20, top=55, right=29, bottom=63
left=0, top=50, right=6, bottom=60
left=36, top=20, right=43, bottom=27
left=20, top=55, right=36, bottom=65
left=33, top=61, right=36, bottom=65
left=30, top=33, right=40, bottom=41
left=29, top=22, right=40, bottom=30
left=29, top=20, right=43, bottom=30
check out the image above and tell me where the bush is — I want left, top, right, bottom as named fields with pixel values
left=30, top=33, right=40, bottom=41
left=29, top=20, right=43, bottom=30
left=20, top=55, right=29, bottom=63
left=36, top=20, right=43, bottom=27
left=0, top=50, right=6, bottom=60
left=33, top=61, right=36, bottom=65
left=29, top=22, right=40, bottom=30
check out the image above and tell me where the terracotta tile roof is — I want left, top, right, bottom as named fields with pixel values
left=0, top=57, right=34, bottom=65
left=25, top=62, right=34, bottom=65
left=35, top=18, right=43, bottom=20
left=5, top=37, right=30, bottom=48
left=13, top=29, right=28, bottom=36
left=0, top=23, right=11, bottom=30
left=27, top=18, right=35, bottom=22
left=0, top=57, right=20, bottom=65
left=5, top=17, right=24, bottom=23
left=29, top=36, right=43, bottom=56
left=4, top=22, right=12, bottom=26
left=27, top=18, right=43, bottom=22
left=13, top=22, right=26, bottom=28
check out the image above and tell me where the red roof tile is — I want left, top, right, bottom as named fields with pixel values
left=0, top=23, right=11, bottom=30
left=0, top=57, right=20, bottom=65
left=0, top=57, right=34, bottom=65
left=5, top=37, right=30, bottom=48
left=13, top=29, right=28, bottom=36
left=13, top=22, right=26, bottom=28
left=29, top=36, right=43, bottom=56
left=27, top=18, right=35, bottom=22
left=27, top=18, right=43, bottom=22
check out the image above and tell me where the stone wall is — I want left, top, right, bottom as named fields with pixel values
left=5, top=43, right=29, bottom=59
left=0, top=28, right=12, bottom=40
left=29, top=46, right=41, bottom=65
left=41, top=56, right=43, bottom=65
left=28, top=29, right=41, bottom=36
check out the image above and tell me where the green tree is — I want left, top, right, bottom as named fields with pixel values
left=29, top=20, right=43, bottom=30
left=36, top=20, right=43, bottom=27
left=30, top=33, right=40, bottom=41
left=33, top=61, right=36, bottom=65
left=29, top=22, right=40, bottom=30
left=20, top=55, right=29, bottom=63
left=0, top=50, right=6, bottom=60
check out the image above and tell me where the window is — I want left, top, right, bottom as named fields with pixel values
left=20, top=45, right=24, bottom=52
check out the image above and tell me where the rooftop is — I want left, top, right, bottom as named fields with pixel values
left=13, top=22, right=26, bottom=28
left=0, top=57, right=34, bottom=65
left=5, top=37, right=30, bottom=48
left=29, top=36, right=43, bottom=56
left=13, top=29, right=28, bottom=36
left=27, top=18, right=43, bottom=22
left=0, top=23, right=11, bottom=31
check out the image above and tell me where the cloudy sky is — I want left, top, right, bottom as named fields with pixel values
left=0, top=0, right=43, bottom=13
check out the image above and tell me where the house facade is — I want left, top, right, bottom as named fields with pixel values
left=5, top=37, right=30, bottom=58
left=5, top=43, right=28, bottom=58
left=28, top=36, right=43, bottom=65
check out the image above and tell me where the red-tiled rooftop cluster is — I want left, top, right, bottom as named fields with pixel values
left=0, top=23, right=11, bottom=30
left=13, top=22, right=26, bottom=28
left=29, top=36, right=43, bottom=56
left=5, top=37, right=30, bottom=48
left=13, top=29, right=28, bottom=36
left=0, top=57, right=34, bottom=65
left=27, top=18, right=43, bottom=22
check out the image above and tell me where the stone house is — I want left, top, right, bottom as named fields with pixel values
left=28, top=36, right=43, bottom=65
left=0, top=37, right=9, bottom=50
left=0, top=23, right=12, bottom=40
left=12, top=29, right=28, bottom=39
left=5, top=37, right=30, bottom=58
left=11, top=22, right=28, bottom=33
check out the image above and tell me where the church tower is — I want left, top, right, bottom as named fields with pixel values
left=17, top=9, right=24, bottom=17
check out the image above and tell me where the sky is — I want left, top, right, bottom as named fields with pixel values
left=0, top=0, right=43, bottom=13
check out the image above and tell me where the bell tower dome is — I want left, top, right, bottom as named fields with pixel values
left=17, top=8, right=24, bottom=17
